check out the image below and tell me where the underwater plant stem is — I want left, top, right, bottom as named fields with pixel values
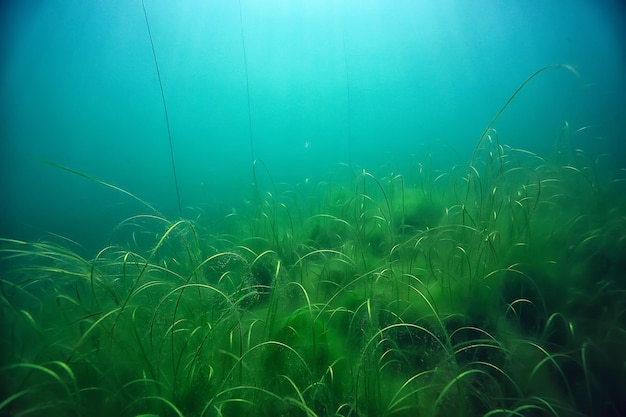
left=141, top=0, right=183, bottom=218
left=42, top=160, right=162, bottom=216
left=471, top=64, right=580, bottom=166
left=238, top=0, right=255, bottom=178
left=341, top=28, right=353, bottom=166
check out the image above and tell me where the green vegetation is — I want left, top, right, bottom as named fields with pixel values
left=2, top=130, right=625, bottom=416
left=1, top=64, right=624, bottom=417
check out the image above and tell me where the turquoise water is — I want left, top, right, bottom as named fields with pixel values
left=1, top=0, right=624, bottom=251
left=1, top=1, right=625, bottom=416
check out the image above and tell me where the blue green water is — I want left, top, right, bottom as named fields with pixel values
left=1, top=0, right=624, bottom=252
left=0, top=0, right=626, bottom=250
left=1, top=2, right=626, bottom=416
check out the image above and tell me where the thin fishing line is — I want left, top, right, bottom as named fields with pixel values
left=238, top=0, right=255, bottom=179
left=141, top=0, right=183, bottom=218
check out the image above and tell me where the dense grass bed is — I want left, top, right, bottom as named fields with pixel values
left=1, top=132, right=626, bottom=416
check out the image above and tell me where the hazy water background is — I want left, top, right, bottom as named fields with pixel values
left=1, top=0, right=624, bottom=253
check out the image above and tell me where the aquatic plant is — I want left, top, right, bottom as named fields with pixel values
left=141, top=0, right=182, bottom=217
left=2, top=65, right=625, bottom=416
left=4, top=140, right=625, bottom=416
left=238, top=0, right=256, bottom=178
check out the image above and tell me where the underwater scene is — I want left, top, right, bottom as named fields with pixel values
left=1, top=1, right=625, bottom=416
